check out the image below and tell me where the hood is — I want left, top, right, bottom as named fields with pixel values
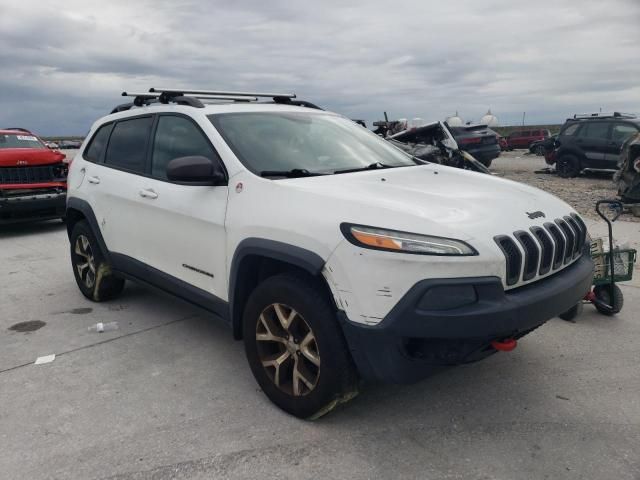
left=281, top=164, right=576, bottom=242
left=0, top=148, right=66, bottom=166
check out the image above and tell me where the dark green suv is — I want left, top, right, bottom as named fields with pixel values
left=554, top=113, right=640, bottom=178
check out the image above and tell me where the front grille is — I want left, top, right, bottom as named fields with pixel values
left=495, top=215, right=586, bottom=287
left=0, top=164, right=66, bottom=184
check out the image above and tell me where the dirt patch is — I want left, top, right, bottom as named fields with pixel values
left=9, top=320, right=46, bottom=332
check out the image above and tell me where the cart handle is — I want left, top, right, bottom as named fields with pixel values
left=595, top=200, right=623, bottom=223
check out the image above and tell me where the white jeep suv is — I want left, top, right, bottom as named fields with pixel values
left=66, top=88, right=593, bottom=418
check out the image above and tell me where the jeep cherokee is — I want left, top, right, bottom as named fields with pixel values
left=65, top=88, right=594, bottom=418
left=0, top=128, right=68, bottom=224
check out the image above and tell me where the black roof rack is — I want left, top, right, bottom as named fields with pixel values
left=571, top=112, right=637, bottom=120
left=111, top=88, right=322, bottom=114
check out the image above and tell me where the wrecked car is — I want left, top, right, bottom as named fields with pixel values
left=615, top=131, right=640, bottom=203
left=446, top=124, right=501, bottom=167
left=387, top=121, right=491, bottom=174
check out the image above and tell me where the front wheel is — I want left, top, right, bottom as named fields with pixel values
left=243, top=274, right=358, bottom=419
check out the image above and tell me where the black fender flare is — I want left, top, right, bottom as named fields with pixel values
left=66, top=197, right=111, bottom=262
left=229, top=238, right=325, bottom=339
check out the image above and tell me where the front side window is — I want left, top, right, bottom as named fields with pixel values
left=151, top=116, right=219, bottom=180
left=104, top=117, right=153, bottom=173
left=0, top=133, right=46, bottom=150
left=208, top=112, right=416, bottom=176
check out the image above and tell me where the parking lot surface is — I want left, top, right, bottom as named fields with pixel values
left=1, top=155, right=639, bottom=480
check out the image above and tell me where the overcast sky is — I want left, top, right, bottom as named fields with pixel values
left=1, top=0, right=639, bottom=136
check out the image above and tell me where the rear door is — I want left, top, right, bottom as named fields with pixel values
left=92, top=115, right=155, bottom=259
left=575, top=121, right=609, bottom=168
left=133, top=113, right=229, bottom=299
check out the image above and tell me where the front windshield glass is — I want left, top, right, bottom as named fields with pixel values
left=0, top=133, right=46, bottom=150
left=208, top=112, right=416, bottom=175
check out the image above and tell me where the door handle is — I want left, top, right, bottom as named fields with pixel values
left=139, top=188, right=158, bottom=199
left=87, top=175, right=100, bottom=184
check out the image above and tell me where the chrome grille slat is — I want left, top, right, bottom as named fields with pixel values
left=514, top=231, right=539, bottom=281
left=530, top=226, right=554, bottom=275
left=556, top=218, right=576, bottom=263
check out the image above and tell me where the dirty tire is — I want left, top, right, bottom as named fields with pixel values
left=556, top=154, right=580, bottom=178
left=535, top=145, right=546, bottom=156
left=593, top=284, right=624, bottom=315
left=479, top=158, right=493, bottom=168
left=70, top=220, right=124, bottom=302
left=243, top=274, right=358, bottom=419
left=558, top=301, right=583, bottom=322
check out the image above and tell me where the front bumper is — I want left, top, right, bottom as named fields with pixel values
left=339, top=254, right=594, bottom=383
left=0, top=189, right=67, bottom=224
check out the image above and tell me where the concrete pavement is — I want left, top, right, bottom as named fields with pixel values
left=1, top=216, right=639, bottom=479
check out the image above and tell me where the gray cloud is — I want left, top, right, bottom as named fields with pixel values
left=1, top=0, right=639, bottom=135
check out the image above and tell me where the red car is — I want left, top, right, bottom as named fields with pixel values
left=506, top=128, right=550, bottom=149
left=497, top=135, right=508, bottom=151
left=0, top=128, right=68, bottom=224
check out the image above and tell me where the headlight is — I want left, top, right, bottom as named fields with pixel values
left=340, top=224, right=477, bottom=256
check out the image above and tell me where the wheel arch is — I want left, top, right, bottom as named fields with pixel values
left=229, top=238, right=331, bottom=339
left=66, top=197, right=111, bottom=262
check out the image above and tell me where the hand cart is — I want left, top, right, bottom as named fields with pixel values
left=559, top=200, right=637, bottom=321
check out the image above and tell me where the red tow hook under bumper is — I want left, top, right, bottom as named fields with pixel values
left=491, top=338, right=518, bottom=352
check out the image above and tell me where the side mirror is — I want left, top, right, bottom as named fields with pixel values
left=166, top=156, right=226, bottom=186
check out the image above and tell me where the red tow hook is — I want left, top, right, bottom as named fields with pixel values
left=491, top=338, right=517, bottom=352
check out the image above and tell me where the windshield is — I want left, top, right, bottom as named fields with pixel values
left=0, top=133, right=46, bottom=150
left=208, top=112, right=417, bottom=175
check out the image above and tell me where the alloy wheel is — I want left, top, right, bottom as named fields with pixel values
left=74, top=234, right=96, bottom=289
left=255, top=303, right=321, bottom=396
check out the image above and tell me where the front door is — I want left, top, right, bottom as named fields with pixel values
left=133, top=114, right=229, bottom=301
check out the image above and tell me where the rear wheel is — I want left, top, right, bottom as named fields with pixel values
left=243, top=274, right=358, bottom=419
left=479, top=158, right=492, bottom=168
left=535, top=145, right=546, bottom=156
left=70, top=221, right=125, bottom=301
left=556, top=154, right=581, bottom=178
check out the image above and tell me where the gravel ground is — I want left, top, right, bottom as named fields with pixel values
left=491, top=150, right=639, bottom=222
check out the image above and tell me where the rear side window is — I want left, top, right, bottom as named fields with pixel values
left=562, top=123, right=580, bottom=136
left=104, top=117, right=153, bottom=173
left=612, top=123, right=638, bottom=143
left=521, top=131, right=531, bottom=137
left=578, top=122, right=609, bottom=140
left=151, top=116, right=219, bottom=180
left=83, top=124, right=112, bottom=162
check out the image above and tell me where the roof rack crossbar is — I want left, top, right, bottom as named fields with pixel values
left=122, top=92, right=257, bottom=102
left=573, top=112, right=637, bottom=119
left=149, top=87, right=296, bottom=99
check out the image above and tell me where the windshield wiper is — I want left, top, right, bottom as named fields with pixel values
left=333, top=162, right=395, bottom=175
left=260, top=168, right=325, bottom=178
